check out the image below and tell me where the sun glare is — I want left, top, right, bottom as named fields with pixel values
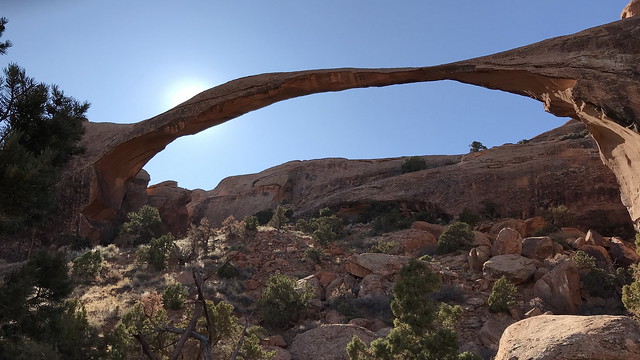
left=165, top=81, right=209, bottom=109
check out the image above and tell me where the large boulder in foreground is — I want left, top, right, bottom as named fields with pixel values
left=289, top=324, right=377, bottom=360
left=495, top=315, right=640, bottom=360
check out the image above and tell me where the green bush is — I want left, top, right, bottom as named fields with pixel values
left=244, top=215, right=259, bottom=231
left=458, top=208, right=481, bottom=226
left=469, top=141, right=487, bottom=152
left=347, top=259, right=477, bottom=360
left=543, top=205, right=575, bottom=231
left=162, top=283, right=188, bottom=310
left=438, top=221, right=474, bottom=254
left=268, top=205, right=289, bottom=230
left=304, top=247, right=323, bottom=264
left=297, top=212, right=344, bottom=245
left=72, top=250, right=104, bottom=280
left=259, top=274, right=313, bottom=329
left=401, top=156, right=427, bottom=174
left=121, top=205, right=163, bottom=245
left=623, top=280, right=640, bottom=317
left=573, top=250, right=596, bottom=270
left=254, top=209, right=274, bottom=225
left=369, top=241, right=398, bottom=254
left=137, top=233, right=175, bottom=270
left=488, top=276, right=517, bottom=313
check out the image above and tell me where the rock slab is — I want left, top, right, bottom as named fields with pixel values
left=495, top=315, right=640, bottom=360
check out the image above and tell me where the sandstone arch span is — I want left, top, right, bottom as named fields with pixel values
left=67, top=16, right=640, bottom=240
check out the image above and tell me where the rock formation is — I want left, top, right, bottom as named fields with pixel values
left=495, top=315, right=640, bottom=360
left=62, top=12, right=640, bottom=241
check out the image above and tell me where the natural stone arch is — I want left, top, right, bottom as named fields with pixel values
left=64, top=16, right=640, bottom=241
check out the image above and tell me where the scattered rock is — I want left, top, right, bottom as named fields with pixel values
left=265, top=346, right=292, bottom=360
left=289, top=324, right=377, bottom=360
left=491, top=228, right=523, bottom=256
left=609, top=237, right=640, bottom=267
left=345, top=253, right=411, bottom=278
left=533, top=260, right=582, bottom=314
left=495, top=315, right=640, bottom=360
left=524, top=216, right=546, bottom=236
left=521, top=236, right=553, bottom=261
left=314, top=271, right=338, bottom=289
left=298, top=275, right=325, bottom=301
left=472, top=231, right=492, bottom=247
left=358, top=274, right=393, bottom=298
left=483, top=254, right=536, bottom=284
left=264, top=335, right=287, bottom=348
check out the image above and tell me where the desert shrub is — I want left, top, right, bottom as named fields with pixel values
left=573, top=250, right=597, bottom=270
left=162, top=283, right=188, bottom=310
left=137, top=233, right=175, bottom=270
left=369, top=240, right=398, bottom=255
left=187, top=218, right=215, bottom=256
left=254, top=209, right=274, bottom=225
left=221, top=215, right=244, bottom=240
left=488, top=276, right=517, bottom=313
left=304, top=247, right=323, bottom=264
left=438, top=221, right=474, bottom=254
left=458, top=208, right=481, bottom=226
left=480, top=199, right=500, bottom=220
left=216, top=262, right=238, bottom=279
left=121, top=205, right=163, bottom=245
left=559, top=129, right=589, bottom=141
left=347, top=259, right=476, bottom=360
left=583, top=268, right=617, bottom=298
left=0, top=252, right=105, bottom=358
left=401, top=156, right=427, bottom=174
left=297, top=212, right=344, bottom=245
left=469, top=141, right=487, bottom=152
left=268, top=205, right=289, bottom=230
left=623, top=280, right=640, bottom=317
left=432, top=284, right=465, bottom=303
left=244, top=215, right=259, bottom=231
left=543, top=205, right=575, bottom=231
left=72, top=250, right=104, bottom=280
left=259, top=273, right=314, bottom=328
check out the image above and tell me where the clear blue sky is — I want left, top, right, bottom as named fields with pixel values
left=2, top=1, right=630, bottom=190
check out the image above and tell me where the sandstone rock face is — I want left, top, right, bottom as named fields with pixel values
left=533, top=260, right=582, bottom=314
left=521, top=236, right=553, bottom=261
left=491, top=228, right=523, bottom=256
left=289, top=324, right=377, bottom=360
left=622, top=0, right=640, bottom=18
left=60, top=16, right=640, bottom=241
left=585, top=229, right=608, bottom=247
left=483, top=254, right=536, bottom=284
left=146, top=181, right=192, bottom=237
left=495, top=315, right=640, bottom=360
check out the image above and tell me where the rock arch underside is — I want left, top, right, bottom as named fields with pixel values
left=63, top=16, right=640, bottom=241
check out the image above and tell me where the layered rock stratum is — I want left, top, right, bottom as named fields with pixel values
left=59, top=9, right=640, bottom=242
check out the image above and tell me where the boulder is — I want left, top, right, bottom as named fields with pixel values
left=521, top=236, right=553, bottom=261
left=411, top=221, right=444, bottom=239
left=387, top=228, right=437, bottom=256
left=298, top=275, right=325, bottom=301
left=345, top=253, right=411, bottom=278
left=314, top=271, right=338, bottom=289
left=289, top=324, right=377, bottom=360
left=578, top=244, right=612, bottom=267
left=533, top=260, right=582, bottom=314
left=468, top=246, right=491, bottom=271
left=483, top=254, right=536, bottom=284
left=478, top=314, right=516, bottom=350
left=490, top=219, right=527, bottom=237
left=358, top=274, right=393, bottom=298
left=472, top=231, right=492, bottom=247
left=609, top=237, right=640, bottom=267
left=524, top=216, right=546, bottom=236
left=585, top=229, right=608, bottom=247
left=266, top=347, right=292, bottom=360
left=495, top=315, right=640, bottom=360
left=491, top=227, right=522, bottom=256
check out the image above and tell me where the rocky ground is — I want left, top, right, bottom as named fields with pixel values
left=61, top=212, right=640, bottom=360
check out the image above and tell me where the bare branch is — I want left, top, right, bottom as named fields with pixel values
left=169, top=300, right=203, bottom=360
left=133, top=334, right=161, bottom=360
left=229, top=312, right=253, bottom=360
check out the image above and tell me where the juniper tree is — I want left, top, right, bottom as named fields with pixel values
left=0, top=18, right=89, bottom=232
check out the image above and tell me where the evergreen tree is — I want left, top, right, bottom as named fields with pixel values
left=0, top=17, right=11, bottom=55
left=0, top=60, right=89, bottom=231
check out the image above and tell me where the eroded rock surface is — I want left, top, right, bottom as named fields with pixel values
left=61, top=15, right=640, bottom=241
left=495, top=315, right=640, bottom=360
